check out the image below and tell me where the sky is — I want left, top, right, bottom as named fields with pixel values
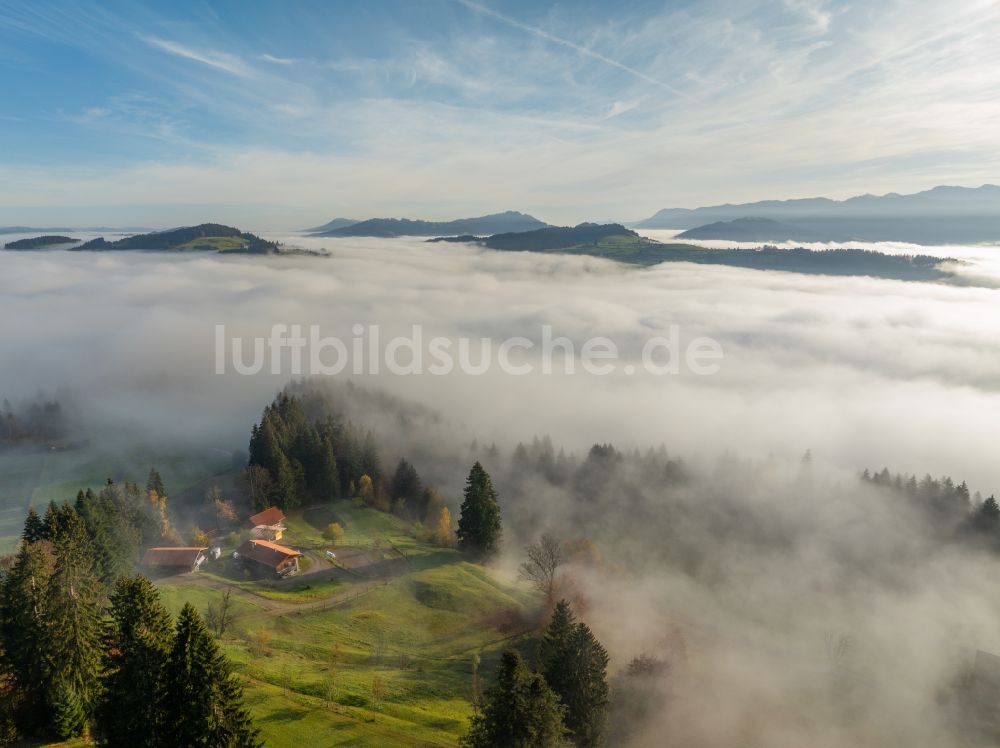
left=1, top=0, right=999, bottom=229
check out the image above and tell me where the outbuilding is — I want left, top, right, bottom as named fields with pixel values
left=141, top=546, right=208, bottom=574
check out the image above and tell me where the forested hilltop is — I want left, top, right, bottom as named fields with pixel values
left=432, top=223, right=959, bottom=282
left=3, top=235, right=79, bottom=249
left=74, top=223, right=281, bottom=254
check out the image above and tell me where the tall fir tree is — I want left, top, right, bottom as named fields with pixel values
left=50, top=679, right=87, bottom=739
left=456, top=462, right=502, bottom=558
left=46, top=507, right=102, bottom=730
left=160, top=604, right=260, bottom=748
left=248, top=418, right=296, bottom=510
left=21, top=507, right=47, bottom=544
left=317, top=434, right=341, bottom=501
left=147, top=468, right=166, bottom=499
left=538, top=600, right=610, bottom=747
left=95, top=576, right=174, bottom=748
left=537, top=599, right=576, bottom=671
left=42, top=501, right=59, bottom=540
left=0, top=540, right=56, bottom=731
left=389, top=459, right=424, bottom=518
left=462, top=649, right=566, bottom=748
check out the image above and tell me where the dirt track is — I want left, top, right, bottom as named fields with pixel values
left=160, top=571, right=388, bottom=615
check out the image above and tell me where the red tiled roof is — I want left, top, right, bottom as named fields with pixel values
left=248, top=507, right=286, bottom=527
left=142, top=547, right=207, bottom=567
left=236, top=539, right=301, bottom=569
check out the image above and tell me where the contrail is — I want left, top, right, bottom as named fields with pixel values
left=455, top=0, right=689, bottom=99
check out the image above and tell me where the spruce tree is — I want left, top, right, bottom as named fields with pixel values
left=21, top=507, right=46, bottom=544
left=538, top=599, right=576, bottom=672
left=147, top=468, right=166, bottom=499
left=46, top=509, right=102, bottom=725
left=317, top=434, right=340, bottom=501
left=538, top=600, right=610, bottom=747
left=0, top=540, right=56, bottom=731
left=160, top=604, right=260, bottom=747
left=42, top=501, right=59, bottom=540
left=456, top=462, right=502, bottom=558
left=95, top=576, right=174, bottom=747
left=462, top=650, right=566, bottom=748
left=389, top=459, right=424, bottom=518
left=50, top=680, right=87, bottom=739
left=249, top=418, right=295, bottom=509
left=359, top=431, right=382, bottom=486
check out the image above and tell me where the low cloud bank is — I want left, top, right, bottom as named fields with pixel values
left=4, top=236, right=1000, bottom=744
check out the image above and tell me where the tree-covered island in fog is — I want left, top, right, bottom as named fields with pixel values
left=432, top=223, right=959, bottom=281
left=73, top=223, right=282, bottom=254
left=3, top=235, right=79, bottom=249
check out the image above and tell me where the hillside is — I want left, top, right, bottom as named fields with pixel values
left=4, top=234, right=80, bottom=249
left=73, top=223, right=281, bottom=254
left=433, top=224, right=958, bottom=281
left=634, top=184, right=1000, bottom=244
left=315, top=211, right=549, bottom=237
left=677, top=217, right=823, bottom=242
left=304, top=217, right=359, bottom=233
left=155, top=500, right=535, bottom=747
left=432, top=222, right=652, bottom=252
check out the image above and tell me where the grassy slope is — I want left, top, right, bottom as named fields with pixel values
left=174, top=236, right=250, bottom=252
left=156, top=501, right=535, bottom=747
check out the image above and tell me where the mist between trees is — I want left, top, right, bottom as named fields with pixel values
left=221, top=378, right=1000, bottom=746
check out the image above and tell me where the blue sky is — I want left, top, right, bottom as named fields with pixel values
left=1, top=0, right=998, bottom=229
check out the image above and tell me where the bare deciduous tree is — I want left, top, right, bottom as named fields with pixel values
left=205, top=588, right=237, bottom=638
left=519, top=532, right=565, bottom=603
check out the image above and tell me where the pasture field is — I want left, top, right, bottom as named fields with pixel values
left=155, top=501, right=537, bottom=747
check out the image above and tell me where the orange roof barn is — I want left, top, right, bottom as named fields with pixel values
left=248, top=507, right=286, bottom=528
left=236, top=538, right=301, bottom=574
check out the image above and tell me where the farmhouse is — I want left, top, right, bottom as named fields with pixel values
left=235, top=538, right=301, bottom=577
left=248, top=506, right=286, bottom=540
left=141, top=546, right=208, bottom=574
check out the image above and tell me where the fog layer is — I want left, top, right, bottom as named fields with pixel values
left=2, top=234, right=999, bottom=488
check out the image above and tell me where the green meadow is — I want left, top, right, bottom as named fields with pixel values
left=156, top=501, right=537, bottom=747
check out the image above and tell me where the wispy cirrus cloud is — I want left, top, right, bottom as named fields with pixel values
left=140, top=35, right=254, bottom=77
left=259, top=53, right=297, bottom=66
left=454, top=0, right=692, bottom=99
left=1, top=0, right=999, bottom=226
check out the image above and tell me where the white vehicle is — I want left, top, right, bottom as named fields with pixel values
left=325, top=550, right=337, bottom=560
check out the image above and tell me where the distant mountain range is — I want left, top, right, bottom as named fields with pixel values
left=0, top=226, right=74, bottom=235
left=635, top=185, right=1000, bottom=244
left=0, top=226, right=149, bottom=235
left=308, top=211, right=549, bottom=237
